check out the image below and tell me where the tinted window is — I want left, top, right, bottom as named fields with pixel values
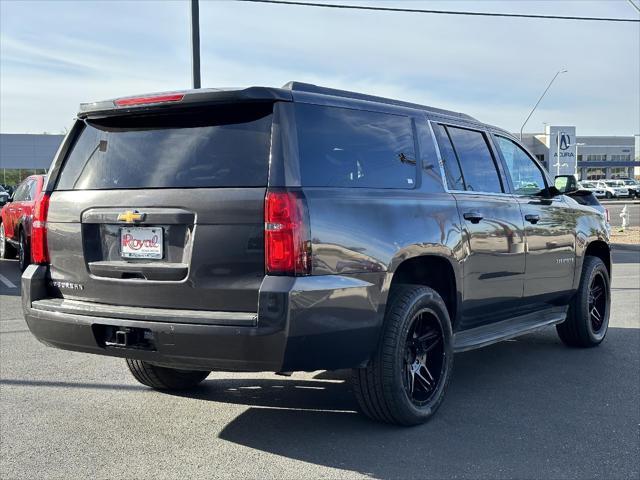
left=415, top=120, right=445, bottom=192
left=295, top=105, right=416, bottom=189
left=495, top=136, right=547, bottom=195
left=446, top=126, right=503, bottom=193
left=56, top=105, right=273, bottom=190
left=433, top=124, right=465, bottom=191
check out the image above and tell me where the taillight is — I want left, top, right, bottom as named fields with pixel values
left=264, top=190, right=311, bottom=276
left=31, top=192, right=50, bottom=264
left=114, top=93, right=184, bottom=107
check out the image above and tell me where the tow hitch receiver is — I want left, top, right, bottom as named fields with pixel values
left=94, top=325, right=156, bottom=351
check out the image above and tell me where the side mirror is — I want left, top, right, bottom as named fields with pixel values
left=554, top=175, right=579, bottom=195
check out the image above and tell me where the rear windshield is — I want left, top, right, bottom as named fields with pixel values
left=55, top=104, right=273, bottom=190
left=295, top=104, right=416, bottom=189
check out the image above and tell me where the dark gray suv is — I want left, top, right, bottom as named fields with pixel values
left=22, top=82, right=611, bottom=425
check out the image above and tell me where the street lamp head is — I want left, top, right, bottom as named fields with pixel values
left=560, top=69, right=568, bottom=73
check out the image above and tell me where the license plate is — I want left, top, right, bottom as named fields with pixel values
left=120, top=227, right=163, bottom=259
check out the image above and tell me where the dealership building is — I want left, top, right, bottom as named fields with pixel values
left=519, top=125, right=638, bottom=180
left=0, top=127, right=638, bottom=185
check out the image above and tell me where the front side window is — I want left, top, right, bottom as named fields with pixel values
left=495, top=136, right=547, bottom=196
left=295, top=104, right=416, bottom=189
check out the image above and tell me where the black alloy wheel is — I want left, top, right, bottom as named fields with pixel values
left=588, top=272, right=607, bottom=333
left=403, top=309, right=446, bottom=406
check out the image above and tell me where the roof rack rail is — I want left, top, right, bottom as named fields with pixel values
left=282, top=81, right=477, bottom=121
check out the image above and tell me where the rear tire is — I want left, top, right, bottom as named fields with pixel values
left=18, top=230, right=30, bottom=271
left=126, top=359, right=210, bottom=390
left=352, top=285, right=453, bottom=426
left=0, top=223, right=16, bottom=259
left=556, top=256, right=610, bottom=348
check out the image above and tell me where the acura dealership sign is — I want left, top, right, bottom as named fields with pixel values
left=546, top=125, right=577, bottom=176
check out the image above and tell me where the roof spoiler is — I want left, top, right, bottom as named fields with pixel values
left=78, top=87, right=292, bottom=117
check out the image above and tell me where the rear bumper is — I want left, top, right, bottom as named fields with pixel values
left=22, top=265, right=383, bottom=372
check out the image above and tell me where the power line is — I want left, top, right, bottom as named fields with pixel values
left=238, top=0, right=640, bottom=23
left=627, top=0, right=640, bottom=14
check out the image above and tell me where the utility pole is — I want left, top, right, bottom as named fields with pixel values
left=191, top=0, right=201, bottom=89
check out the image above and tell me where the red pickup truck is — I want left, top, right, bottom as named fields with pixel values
left=0, top=175, right=46, bottom=271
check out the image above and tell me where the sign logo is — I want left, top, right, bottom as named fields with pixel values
left=117, top=210, right=145, bottom=223
left=559, top=132, right=570, bottom=151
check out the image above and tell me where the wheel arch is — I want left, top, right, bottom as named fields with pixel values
left=386, top=254, right=460, bottom=329
left=584, top=240, right=611, bottom=276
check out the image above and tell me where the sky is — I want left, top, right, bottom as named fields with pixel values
left=0, top=0, right=639, bottom=136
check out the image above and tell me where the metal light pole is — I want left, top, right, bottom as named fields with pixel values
left=573, top=142, right=585, bottom=177
left=556, top=131, right=561, bottom=175
left=191, top=0, right=201, bottom=89
left=520, top=69, right=567, bottom=140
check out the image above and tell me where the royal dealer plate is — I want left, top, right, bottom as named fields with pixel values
left=120, top=227, right=163, bottom=259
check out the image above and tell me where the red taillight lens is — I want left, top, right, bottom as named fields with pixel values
left=31, top=192, right=50, bottom=264
left=265, top=190, right=311, bottom=275
left=114, top=93, right=184, bottom=107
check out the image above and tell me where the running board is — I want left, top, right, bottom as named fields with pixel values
left=453, top=306, right=568, bottom=353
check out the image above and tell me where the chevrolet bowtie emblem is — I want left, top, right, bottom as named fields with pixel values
left=117, top=210, right=145, bottom=223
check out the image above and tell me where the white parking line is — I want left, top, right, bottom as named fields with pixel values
left=0, top=274, right=17, bottom=289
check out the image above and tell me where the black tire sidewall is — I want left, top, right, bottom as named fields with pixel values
left=19, top=231, right=30, bottom=272
left=580, top=258, right=610, bottom=343
left=571, top=257, right=611, bottom=345
left=385, top=287, right=453, bottom=424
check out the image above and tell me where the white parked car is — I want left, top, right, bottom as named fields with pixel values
left=620, top=178, right=639, bottom=198
left=578, top=181, right=608, bottom=198
left=603, top=179, right=631, bottom=198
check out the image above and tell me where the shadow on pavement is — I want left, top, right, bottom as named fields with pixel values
left=209, top=328, right=638, bottom=479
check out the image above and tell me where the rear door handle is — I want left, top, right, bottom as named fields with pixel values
left=525, top=214, right=540, bottom=224
left=463, top=212, right=483, bottom=224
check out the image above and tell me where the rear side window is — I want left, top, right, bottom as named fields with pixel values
left=55, top=104, right=273, bottom=190
left=433, top=124, right=465, bottom=191
left=448, top=126, right=503, bottom=193
left=295, top=104, right=416, bottom=189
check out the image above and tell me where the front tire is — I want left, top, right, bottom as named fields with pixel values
left=126, top=359, right=210, bottom=390
left=556, top=256, right=610, bottom=348
left=605, top=192, right=612, bottom=199
left=352, top=285, right=453, bottom=426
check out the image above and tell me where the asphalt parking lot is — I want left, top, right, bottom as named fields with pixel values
left=1, top=250, right=639, bottom=480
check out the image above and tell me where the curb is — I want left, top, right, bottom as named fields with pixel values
left=611, top=243, right=640, bottom=252
left=600, top=200, right=640, bottom=205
